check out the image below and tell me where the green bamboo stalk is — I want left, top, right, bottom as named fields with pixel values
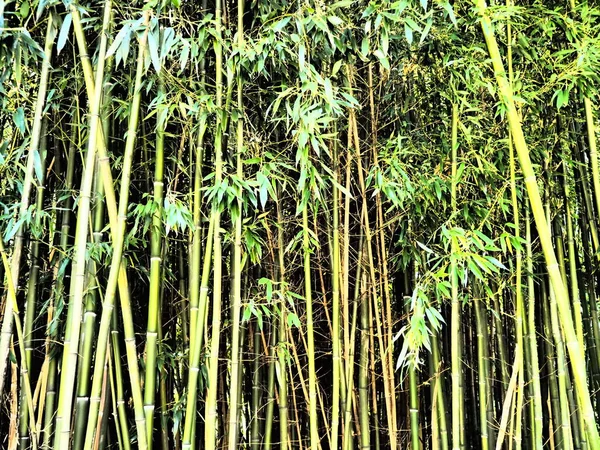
left=407, top=303, right=420, bottom=450
left=526, top=212, right=543, bottom=450
left=541, top=277, right=563, bottom=449
left=1, top=240, right=39, bottom=447
left=0, top=12, right=56, bottom=397
left=343, top=233, right=364, bottom=450
left=358, top=267, right=370, bottom=450
left=302, top=200, right=319, bottom=449
left=506, top=14, right=525, bottom=448
left=107, top=340, right=124, bottom=450
left=42, top=115, right=78, bottom=449
left=82, top=11, right=150, bottom=449
left=181, top=215, right=214, bottom=450
left=450, top=103, right=462, bottom=450
left=226, top=0, right=245, bottom=445
left=263, top=325, right=277, bottom=450
left=431, top=332, right=449, bottom=450
left=53, top=2, right=112, bottom=446
left=331, top=120, right=341, bottom=450
left=474, top=3, right=600, bottom=444
left=250, top=323, right=262, bottom=450
left=111, top=304, right=131, bottom=450
left=204, top=0, right=225, bottom=446
left=188, top=113, right=208, bottom=354
left=276, top=198, right=288, bottom=450
left=561, top=155, right=585, bottom=353
left=474, top=291, right=489, bottom=450
left=71, top=163, right=105, bottom=450
left=143, top=72, right=167, bottom=449
left=547, top=203, right=574, bottom=450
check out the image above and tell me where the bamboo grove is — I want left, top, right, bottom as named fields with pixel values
left=1, top=0, right=600, bottom=448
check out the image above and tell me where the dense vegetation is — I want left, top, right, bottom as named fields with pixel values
left=1, top=0, right=600, bottom=449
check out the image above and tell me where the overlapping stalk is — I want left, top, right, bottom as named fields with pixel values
left=143, top=71, right=167, bottom=449
left=52, top=3, right=112, bottom=447
left=82, top=11, right=150, bottom=449
left=0, top=12, right=56, bottom=396
left=226, top=0, right=245, bottom=446
left=475, top=1, right=600, bottom=444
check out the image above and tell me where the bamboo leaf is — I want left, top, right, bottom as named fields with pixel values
left=57, top=13, right=72, bottom=54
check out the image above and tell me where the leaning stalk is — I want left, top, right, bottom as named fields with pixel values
left=82, top=11, right=150, bottom=449
left=475, top=3, right=600, bottom=443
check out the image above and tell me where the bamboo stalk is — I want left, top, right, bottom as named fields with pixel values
left=143, top=71, right=167, bottom=450
left=226, top=0, right=245, bottom=445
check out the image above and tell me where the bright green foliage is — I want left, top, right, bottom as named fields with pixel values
left=1, top=0, right=600, bottom=449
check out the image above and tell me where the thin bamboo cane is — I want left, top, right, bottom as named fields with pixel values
left=204, top=0, right=225, bottom=446
left=276, top=197, right=288, bottom=450
left=474, top=289, right=489, bottom=450
left=181, top=215, right=215, bottom=450
left=143, top=72, right=167, bottom=449
left=0, top=239, right=39, bottom=448
left=359, top=266, right=371, bottom=450
left=226, top=0, right=245, bottom=445
left=450, top=103, right=462, bottom=450
left=110, top=306, right=131, bottom=450
left=432, top=331, right=449, bottom=450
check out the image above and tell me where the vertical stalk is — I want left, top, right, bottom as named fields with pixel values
left=19, top=118, right=48, bottom=449
left=226, top=0, right=244, bottom=445
left=359, top=266, right=370, bottom=450
left=276, top=198, right=288, bottom=450
left=302, top=202, right=319, bottom=449
left=331, top=120, right=341, bottom=450
left=450, top=103, right=462, bottom=450
left=143, top=71, right=167, bottom=449
left=204, top=0, right=224, bottom=446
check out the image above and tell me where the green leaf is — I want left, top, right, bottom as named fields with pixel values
left=57, top=13, right=72, bottom=54
left=331, top=59, right=343, bottom=77
left=13, top=108, right=26, bottom=135
left=328, top=16, right=343, bottom=26
left=273, top=17, right=291, bottom=32
left=33, top=148, right=43, bottom=182
left=107, top=25, right=130, bottom=61
left=148, top=28, right=161, bottom=72
left=374, top=49, right=390, bottom=70
left=404, top=23, right=413, bottom=45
